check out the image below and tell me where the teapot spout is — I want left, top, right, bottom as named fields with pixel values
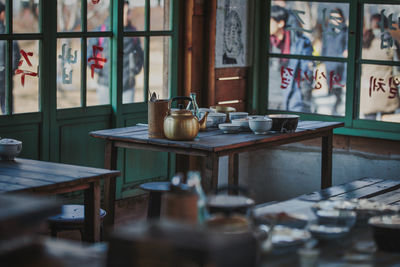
left=198, top=112, right=209, bottom=131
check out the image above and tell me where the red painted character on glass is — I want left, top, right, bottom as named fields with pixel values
left=280, top=66, right=294, bottom=89
left=388, top=76, right=400, bottom=99
left=88, top=45, right=107, bottom=79
left=328, top=71, right=345, bottom=90
left=92, top=0, right=100, bottom=4
left=369, top=76, right=386, bottom=97
left=14, top=49, right=38, bottom=87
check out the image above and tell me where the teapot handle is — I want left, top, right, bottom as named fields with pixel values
left=169, top=96, right=193, bottom=110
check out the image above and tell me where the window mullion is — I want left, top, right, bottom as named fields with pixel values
left=5, top=1, right=13, bottom=115
left=343, top=0, right=359, bottom=128
left=143, top=0, right=150, bottom=102
left=81, top=0, right=88, bottom=108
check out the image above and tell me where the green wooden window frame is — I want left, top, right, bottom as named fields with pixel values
left=0, top=0, right=179, bottom=124
left=253, top=0, right=400, bottom=140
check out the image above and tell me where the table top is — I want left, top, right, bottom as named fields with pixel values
left=254, top=177, right=400, bottom=266
left=0, top=158, right=120, bottom=194
left=90, top=121, right=343, bottom=153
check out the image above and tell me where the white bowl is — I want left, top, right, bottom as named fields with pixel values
left=207, top=112, right=227, bottom=127
left=229, top=112, right=248, bottom=121
left=249, top=118, right=272, bottom=135
left=218, top=123, right=241, bottom=133
left=316, top=210, right=357, bottom=228
left=0, top=139, right=22, bottom=160
left=308, top=224, right=350, bottom=240
left=231, top=118, right=250, bottom=130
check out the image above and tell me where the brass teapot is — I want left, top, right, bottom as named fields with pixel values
left=164, top=96, right=208, bottom=141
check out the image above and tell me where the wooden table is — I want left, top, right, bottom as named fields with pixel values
left=254, top=177, right=400, bottom=266
left=0, top=158, right=120, bottom=242
left=90, top=121, right=343, bottom=195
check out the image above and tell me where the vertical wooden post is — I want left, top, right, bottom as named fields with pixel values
left=203, top=153, right=219, bottom=193
left=321, top=131, right=333, bottom=189
left=84, top=180, right=101, bottom=242
left=228, top=153, right=239, bottom=190
left=103, top=141, right=118, bottom=233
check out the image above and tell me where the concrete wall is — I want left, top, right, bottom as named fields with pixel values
left=217, top=135, right=400, bottom=204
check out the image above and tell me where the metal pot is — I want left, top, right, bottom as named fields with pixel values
left=268, top=114, right=299, bottom=132
left=163, top=96, right=207, bottom=141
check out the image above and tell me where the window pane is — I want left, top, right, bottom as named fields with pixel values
left=0, top=40, right=7, bottom=115
left=87, top=37, right=111, bottom=106
left=362, top=4, right=400, bottom=62
left=268, top=58, right=346, bottom=116
left=359, top=63, right=400, bottom=123
left=57, top=0, right=81, bottom=32
left=13, top=40, right=39, bottom=114
left=13, top=0, right=39, bottom=33
left=124, top=0, right=145, bottom=32
left=150, top=0, right=170, bottom=31
left=149, top=37, right=169, bottom=100
left=123, top=37, right=145, bottom=104
left=57, top=38, right=81, bottom=109
left=87, top=0, right=110, bottom=32
left=269, top=1, right=349, bottom=58
left=0, top=0, right=7, bottom=33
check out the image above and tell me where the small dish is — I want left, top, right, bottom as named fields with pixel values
left=269, top=225, right=311, bottom=248
left=231, top=118, right=250, bottom=131
left=312, top=199, right=399, bottom=222
left=218, top=123, right=241, bottom=133
left=249, top=117, right=272, bottom=135
left=308, top=224, right=350, bottom=240
left=316, top=209, right=357, bottom=228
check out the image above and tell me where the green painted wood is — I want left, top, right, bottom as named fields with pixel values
left=2, top=0, right=175, bottom=201
left=114, top=116, right=170, bottom=199
left=59, top=120, right=110, bottom=168
left=0, top=124, right=40, bottom=159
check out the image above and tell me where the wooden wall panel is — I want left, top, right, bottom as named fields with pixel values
left=60, top=120, right=109, bottom=168
left=0, top=124, right=40, bottom=159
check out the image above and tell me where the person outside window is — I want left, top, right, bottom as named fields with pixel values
left=360, top=13, right=400, bottom=121
left=0, top=3, right=21, bottom=114
left=321, top=8, right=348, bottom=115
left=89, top=1, right=144, bottom=104
left=269, top=5, right=314, bottom=112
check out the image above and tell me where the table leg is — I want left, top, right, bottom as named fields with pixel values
left=321, top=131, right=333, bottom=189
left=147, top=191, right=162, bottom=219
left=203, top=153, right=219, bottom=193
left=104, top=141, right=118, bottom=233
left=228, top=153, right=239, bottom=194
left=84, top=180, right=101, bottom=242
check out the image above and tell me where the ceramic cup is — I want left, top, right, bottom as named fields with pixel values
left=249, top=117, right=272, bottom=135
left=0, top=138, right=22, bottom=160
